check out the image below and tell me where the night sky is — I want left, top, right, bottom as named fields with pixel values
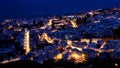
left=0, top=0, right=120, bottom=18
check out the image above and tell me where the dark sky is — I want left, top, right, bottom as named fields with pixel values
left=0, top=0, right=120, bottom=17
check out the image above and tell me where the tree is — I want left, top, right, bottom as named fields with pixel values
left=112, top=26, right=120, bottom=39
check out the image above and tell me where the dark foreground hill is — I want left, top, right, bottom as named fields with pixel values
left=0, top=60, right=39, bottom=68
left=0, top=58, right=120, bottom=68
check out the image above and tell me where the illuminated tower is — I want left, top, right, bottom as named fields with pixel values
left=23, top=28, right=30, bottom=55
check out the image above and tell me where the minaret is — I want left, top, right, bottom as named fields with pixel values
left=24, top=28, right=30, bottom=55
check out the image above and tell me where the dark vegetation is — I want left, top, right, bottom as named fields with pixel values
left=0, top=58, right=120, bottom=68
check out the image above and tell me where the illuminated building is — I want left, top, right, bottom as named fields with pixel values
left=23, top=28, right=30, bottom=55
left=15, top=28, right=30, bottom=55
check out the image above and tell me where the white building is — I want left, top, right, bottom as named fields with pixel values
left=23, top=28, right=30, bottom=55
left=15, top=28, right=30, bottom=55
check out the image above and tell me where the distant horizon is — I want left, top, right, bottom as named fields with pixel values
left=0, top=7, right=118, bottom=19
left=0, top=0, right=120, bottom=18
